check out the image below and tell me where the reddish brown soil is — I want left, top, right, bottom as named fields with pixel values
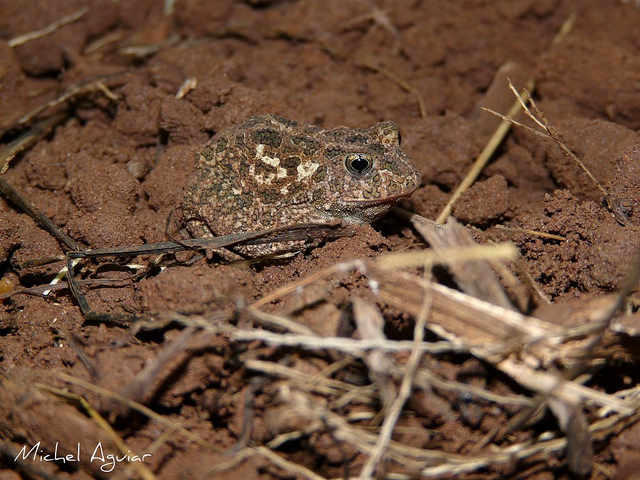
left=1, top=1, right=640, bottom=479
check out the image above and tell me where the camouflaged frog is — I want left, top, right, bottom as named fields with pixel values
left=179, top=114, right=421, bottom=256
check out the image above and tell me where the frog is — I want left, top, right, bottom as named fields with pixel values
left=178, top=114, right=421, bottom=256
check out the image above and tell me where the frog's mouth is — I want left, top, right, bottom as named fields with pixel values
left=341, top=192, right=414, bottom=206
left=330, top=193, right=413, bottom=224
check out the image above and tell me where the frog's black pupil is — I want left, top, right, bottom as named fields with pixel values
left=351, top=156, right=369, bottom=174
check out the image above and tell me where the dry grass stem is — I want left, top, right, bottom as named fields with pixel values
left=251, top=259, right=366, bottom=309
left=395, top=365, right=534, bottom=407
left=234, top=328, right=463, bottom=355
left=253, top=446, right=329, bottom=480
left=120, top=34, right=182, bottom=58
left=0, top=178, right=79, bottom=251
left=242, top=305, right=319, bottom=335
left=495, top=224, right=567, bottom=241
left=83, top=30, right=126, bottom=55
left=245, top=359, right=356, bottom=397
left=486, top=79, right=610, bottom=200
left=8, top=7, right=89, bottom=47
left=378, top=242, right=518, bottom=269
left=436, top=14, right=576, bottom=224
left=13, top=78, right=120, bottom=129
left=356, top=58, right=427, bottom=117
left=0, top=113, right=68, bottom=174
left=33, top=383, right=158, bottom=480
left=37, top=371, right=221, bottom=451
left=436, top=79, right=535, bottom=223
left=119, top=327, right=197, bottom=404
left=277, top=385, right=463, bottom=466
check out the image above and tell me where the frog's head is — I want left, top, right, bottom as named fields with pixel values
left=318, top=121, right=421, bottom=223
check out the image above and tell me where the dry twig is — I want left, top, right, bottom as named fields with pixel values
left=483, top=80, right=633, bottom=226
left=436, top=14, right=576, bottom=223
left=8, top=7, right=89, bottom=47
left=436, top=79, right=534, bottom=223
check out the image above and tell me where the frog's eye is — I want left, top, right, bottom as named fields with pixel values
left=345, top=153, right=373, bottom=177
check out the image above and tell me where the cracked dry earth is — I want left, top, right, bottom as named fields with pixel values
left=1, top=1, right=640, bottom=479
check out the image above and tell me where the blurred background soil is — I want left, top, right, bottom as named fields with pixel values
left=1, top=1, right=639, bottom=478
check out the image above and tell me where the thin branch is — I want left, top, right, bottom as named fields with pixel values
left=8, top=7, right=89, bottom=47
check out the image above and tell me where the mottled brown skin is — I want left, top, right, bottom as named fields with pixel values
left=179, top=115, right=421, bottom=255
